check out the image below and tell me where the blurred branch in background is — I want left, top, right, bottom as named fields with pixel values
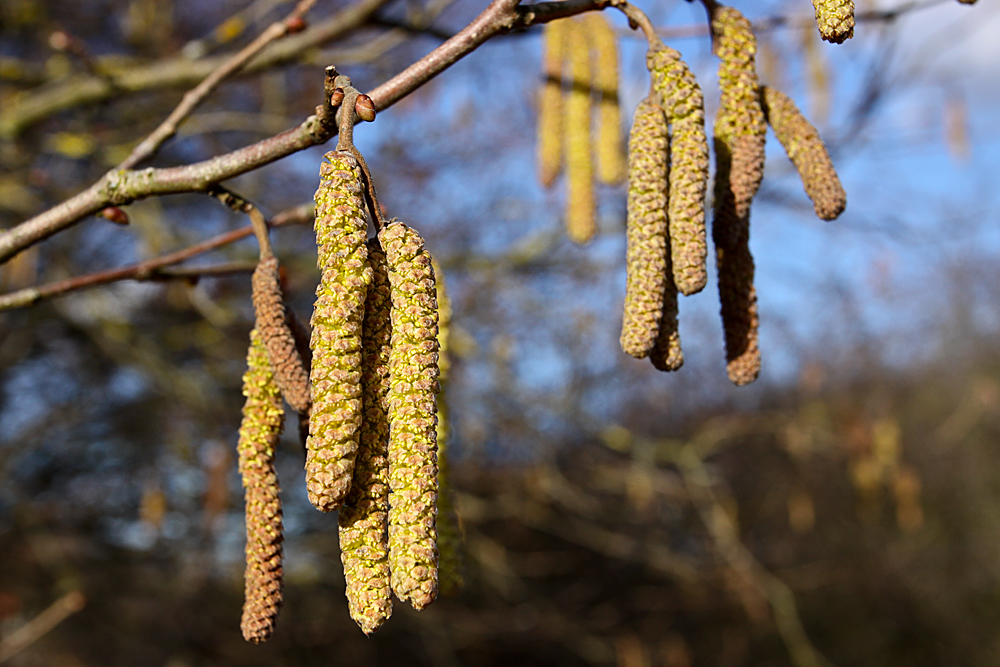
left=0, top=591, right=85, bottom=664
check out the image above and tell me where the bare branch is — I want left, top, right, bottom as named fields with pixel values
left=0, top=591, right=86, bottom=664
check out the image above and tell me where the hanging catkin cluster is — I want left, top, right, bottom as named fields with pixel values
left=237, top=329, right=285, bottom=644
left=380, top=220, right=441, bottom=610
left=337, top=238, right=393, bottom=635
left=535, top=14, right=626, bottom=245
left=811, top=0, right=855, bottom=43
left=647, top=46, right=709, bottom=296
left=760, top=85, right=846, bottom=221
left=712, top=6, right=765, bottom=386
left=307, top=150, right=373, bottom=513
left=251, top=257, right=311, bottom=414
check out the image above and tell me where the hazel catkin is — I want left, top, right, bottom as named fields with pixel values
left=380, top=220, right=440, bottom=611
left=237, top=329, right=285, bottom=643
left=811, top=0, right=854, bottom=43
left=338, top=239, right=392, bottom=635
left=712, top=6, right=767, bottom=220
left=649, top=265, right=683, bottom=372
left=251, top=256, right=311, bottom=414
left=760, top=85, right=846, bottom=221
left=647, top=46, right=709, bottom=296
left=538, top=19, right=567, bottom=189
left=621, top=96, right=669, bottom=359
left=564, top=19, right=596, bottom=245
left=307, top=150, right=373, bottom=513
left=584, top=12, right=626, bottom=186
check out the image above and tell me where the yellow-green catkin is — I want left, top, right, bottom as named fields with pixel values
left=647, top=47, right=709, bottom=296
left=811, top=0, right=854, bottom=43
left=713, top=6, right=767, bottom=220
left=584, top=13, right=626, bottom=185
left=251, top=256, right=311, bottom=414
left=433, top=259, right=464, bottom=597
left=760, top=86, right=846, bottom=221
left=338, top=239, right=392, bottom=635
left=538, top=19, right=567, bottom=189
left=307, top=150, right=373, bottom=512
left=564, top=18, right=596, bottom=245
left=649, top=268, right=683, bottom=372
left=621, top=96, right=670, bottom=359
left=238, top=330, right=284, bottom=644
left=380, top=221, right=440, bottom=611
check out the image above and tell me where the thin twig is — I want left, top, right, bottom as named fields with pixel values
left=119, top=0, right=318, bottom=169
left=0, top=203, right=313, bottom=312
left=209, top=187, right=274, bottom=260
left=0, top=591, right=86, bottom=664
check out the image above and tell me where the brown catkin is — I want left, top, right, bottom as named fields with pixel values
left=621, top=96, right=669, bottom=359
left=380, top=221, right=440, bottom=611
left=760, top=86, right=846, bottom=221
left=251, top=256, right=311, bottom=414
left=538, top=19, right=567, bottom=188
left=584, top=12, right=626, bottom=185
left=338, top=239, right=392, bottom=635
left=307, top=150, right=373, bottom=512
left=433, top=261, right=464, bottom=597
left=649, top=262, right=683, bottom=372
left=238, top=329, right=284, bottom=643
left=713, top=6, right=767, bottom=220
left=564, top=19, right=596, bottom=245
left=811, top=0, right=854, bottom=43
left=647, top=47, right=709, bottom=296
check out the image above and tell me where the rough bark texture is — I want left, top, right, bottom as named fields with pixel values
left=760, top=86, right=846, bottom=221
left=338, top=239, right=393, bottom=635
left=647, top=46, right=709, bottom=296
left=237, top=330, right=285, bottom=643
left=380, top=221, right=440, bottom=611
left=307, top=150, right=372, bottom=512
left=621, top=96, right=670, bottom=359
left=251, top=256, right=311, bottom=414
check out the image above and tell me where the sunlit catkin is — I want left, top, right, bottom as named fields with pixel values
left=647, top=47, right=709, bottom=296
left=713, top=6, right=766, bottom=219
left=811, top=0, right=854, bottom=43
left=564, top=19, right=596, bottom=245
left=760, top=86, right=846, bottom=221
left=538, top=19, right=567, bottom=188
left=380, top=221, right=440, bottom=611
left=584, top=13, right=625, bottom=185
left=338, top=239, right=392, bottom=635
left=238, top=330, right=284, bottom=643
left=307, top=150, right=373, bottom=512
left=621, top=96, right=669, bottom=359
left=251, top=256, right=311, bottom=414
left=433, top=261, right=464, bottom=597
left=649, top=267, right=683, bottom=372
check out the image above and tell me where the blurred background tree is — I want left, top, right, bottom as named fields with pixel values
left=1, top=0, right=999, bottom=664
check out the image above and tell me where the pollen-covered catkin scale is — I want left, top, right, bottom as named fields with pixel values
left=432, top=260, right=463, bottom=597
left=647, top=47, right=709, bottom=296
left=307, top=150, right=373, bottom=512
left=584, top=13, right=626, bottom=186
left=338, top=239, right=392, bottom=635
left=649, top=263, right=683, bottom=372
left=713, top=6, right=767, bottom=220
left=238, top=330, right=284, bottom=643
left=564, top=18, right=596, bottom=245
left=621, top=96, right=669, bottom=359
left=380, top=221, right=440, bottom=611
left=760, top=86, right=846, bottom=221
left=251, top=257, right=311, bottom=414
left=812, top=0, right=854, bottom=43
left=538, top=19, right=567, bottom=189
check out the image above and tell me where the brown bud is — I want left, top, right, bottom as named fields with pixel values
left=285, top=16, right=307, bottom=33
left=100, top=206, right=130, bottom=225
left=355, top=94, right=376, bottom=122
left=330, top=87, right=345, bottom=108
